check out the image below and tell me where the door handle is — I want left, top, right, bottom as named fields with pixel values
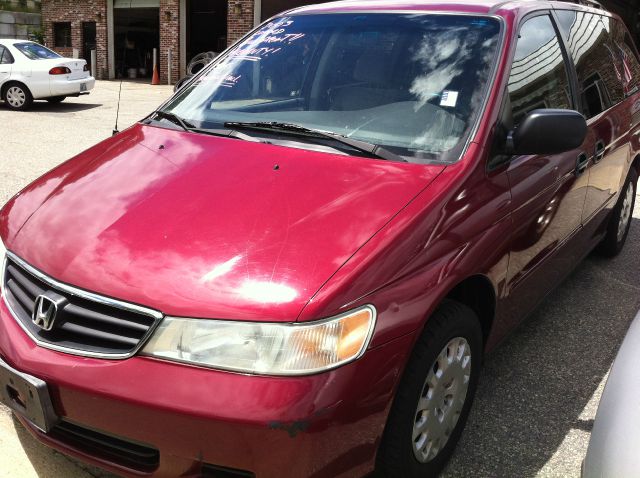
left=576, top=152, right=589, bottom=176
left=594, top=140, right=606, bottom=163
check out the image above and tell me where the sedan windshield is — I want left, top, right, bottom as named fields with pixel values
left=161, top=13, right=501, bottom=162
left=14, top=42, right=61, bottom=60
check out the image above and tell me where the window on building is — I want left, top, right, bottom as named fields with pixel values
left=53, top=22, right=72, bottom=48
left=508, top=15, right=572, bottom=126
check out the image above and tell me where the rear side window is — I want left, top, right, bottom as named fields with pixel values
left=508, top=15, right=572, bottom=125
left=610, top=18, right=640, bottom=97
left=14, top=42, right=61, bottom=60
left=556, top=11, right=626, bottom=118
left=0, top=46, right=13, bottom=64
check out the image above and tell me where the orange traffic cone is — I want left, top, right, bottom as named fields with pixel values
left=151, top=63, right=160, bottom=85
left=151, top=48, right=160, bottom=85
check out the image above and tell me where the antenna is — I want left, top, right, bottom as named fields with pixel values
left=113, top=0, right=133, bottom=135
left=112, top=80, right=123, bottom=135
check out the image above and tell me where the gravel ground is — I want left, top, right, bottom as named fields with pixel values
left=0, top=80, right=173, bottom=478
left=0, top=81, right=638, bottom=477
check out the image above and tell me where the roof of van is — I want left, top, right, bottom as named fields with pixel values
left=285, top=0, right=616, bottom=18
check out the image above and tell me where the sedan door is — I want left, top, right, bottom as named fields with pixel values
left=0, top=45, right=13, bottom=86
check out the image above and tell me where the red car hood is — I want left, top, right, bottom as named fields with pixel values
left=5, top=124, right=443, bottom=321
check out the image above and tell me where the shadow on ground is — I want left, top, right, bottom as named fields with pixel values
left=443, top=218, right=640, bottom=477
left=0, top=101, right=102, bottom=113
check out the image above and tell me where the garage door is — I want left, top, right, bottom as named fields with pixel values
left=114, top=0, right=160, bottom=8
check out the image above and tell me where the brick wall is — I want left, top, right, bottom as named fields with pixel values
left=41, top=0, right=108, bottom=79
left=227, top=0, right=254, bottom=46
left=39, top=0, right=277, bottom=83
left=159, top=0, right=179, bottom=83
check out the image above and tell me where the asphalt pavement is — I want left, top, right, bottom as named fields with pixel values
left=0, top=81, right=639, bottom=477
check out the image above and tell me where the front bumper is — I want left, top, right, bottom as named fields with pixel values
left=0, top=297, right=414, bottom=478
left=49, top=77, right=95, bottom=97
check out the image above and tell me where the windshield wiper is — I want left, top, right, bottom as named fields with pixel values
left=149, top=111, right=262, bottom=142
left=224, top=121, right=407, bottom=162
left=153, top=111, right=195, bottom=131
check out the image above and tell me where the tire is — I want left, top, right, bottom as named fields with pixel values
left=596, top=168, right=637, bottom=257
left=46, top=96, right=66, bottom=104
left=2, top=83, right=33, bottom=111
left=377, top=300, right=483, bottom=478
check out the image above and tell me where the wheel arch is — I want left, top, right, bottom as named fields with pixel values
left=631, top=153, right=640, bottom=178
left=441, top=274, right=497, bottom=346
left=1, top=79, right=32, bottom=97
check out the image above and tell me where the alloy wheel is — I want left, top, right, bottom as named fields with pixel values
left=412, top=337, right=471, bottom=463
left=6, top=86, right=26, bottom=108
left=617, top=181, right=634, bottom=242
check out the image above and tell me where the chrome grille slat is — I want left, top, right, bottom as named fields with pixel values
left=63, top=304, right=150, bottom=334
left=58, top=322, right=139, bottom=347
left=7, top=264, right=44, bottom=298
left=4, top=286, right=31, bottom=318
left=6, top=278, right=34, bottom=312
left=2, top=254, right=163, bottom=359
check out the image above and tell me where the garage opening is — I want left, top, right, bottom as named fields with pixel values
left=186, top=0, right=227, bottom=71
left=82, top=22, right=96, bottom=72
left=114, top=0, right=160, bottom=80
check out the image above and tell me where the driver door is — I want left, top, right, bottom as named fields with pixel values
left=501, top=13, right=590, bottom=327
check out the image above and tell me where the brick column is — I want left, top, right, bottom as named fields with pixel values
left=159, top=0, right=180, bottom=84
left=227, top=0, right=255, bottom=46
left=41, top=0, right=108, bottom=79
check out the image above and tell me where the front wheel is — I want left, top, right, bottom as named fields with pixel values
left=596, top=168, right=637, bottom=257
left=377, top=300, right=483, bottom=478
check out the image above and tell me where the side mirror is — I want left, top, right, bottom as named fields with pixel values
left=508, top=109, right=587, bottom=155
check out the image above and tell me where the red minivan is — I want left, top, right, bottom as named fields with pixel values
left=0, top=1, right=638, bottom=477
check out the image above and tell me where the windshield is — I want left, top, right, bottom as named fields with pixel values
left=161, top=13, right=501, bottom=162
left=14, top=42, right=61, bottom=60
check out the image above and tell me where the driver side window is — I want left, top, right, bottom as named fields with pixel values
left=508, top=15, right=572, bottom=126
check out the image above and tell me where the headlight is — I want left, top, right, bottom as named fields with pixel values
left=142, top=305, right=376, bottom=375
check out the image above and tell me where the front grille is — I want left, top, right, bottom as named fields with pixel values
left=50, top=420, right=160, bottom=472
left=2, top=254, right=161, bottom=358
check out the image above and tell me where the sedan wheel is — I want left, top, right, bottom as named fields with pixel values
left=3, top=84, right=33, bottom=110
